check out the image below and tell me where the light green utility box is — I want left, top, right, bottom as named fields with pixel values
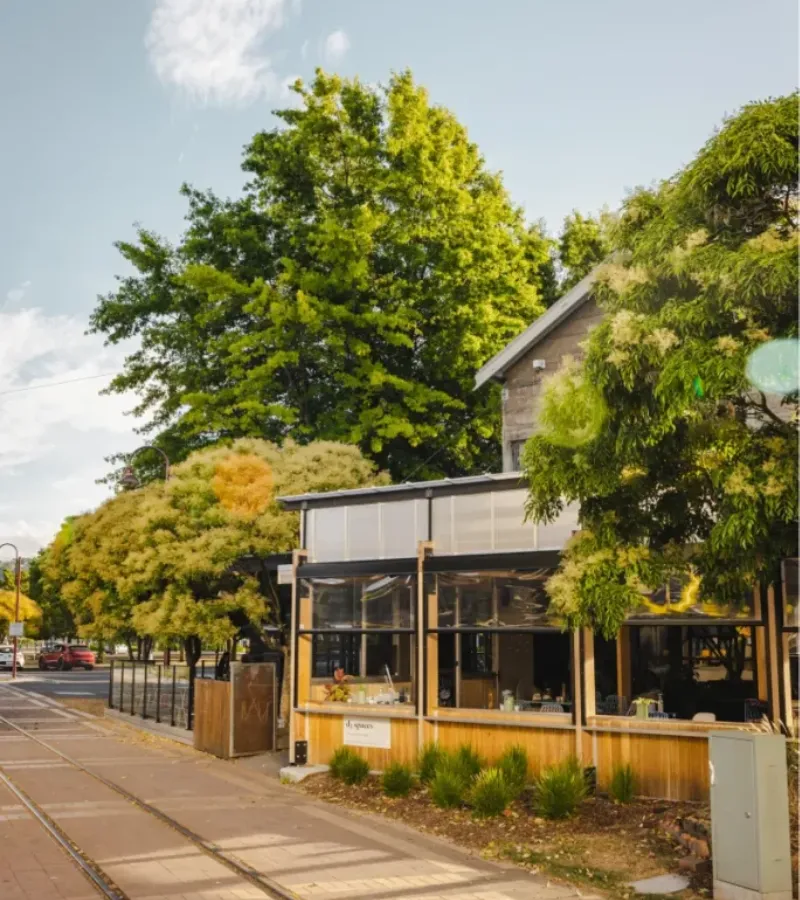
left=709, top=731, right=793, bottom=900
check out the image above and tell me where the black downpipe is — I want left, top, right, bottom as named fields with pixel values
left=170, top=667, right=177, bottom=727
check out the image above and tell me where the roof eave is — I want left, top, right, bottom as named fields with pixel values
left=474, top=268, right=599, bottom=390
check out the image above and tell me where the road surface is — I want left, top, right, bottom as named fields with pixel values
left=0, top=668, right=110, bottom=700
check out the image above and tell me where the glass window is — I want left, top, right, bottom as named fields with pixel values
left=302, top=575, right=414, bottom=629
left=300, top=574, right=416, bottom=708
left=432, top=570, right=570, bottom=715
left=623, top=624, right=761, bottom=722
left=435, top=572, right=558, bottom=628
left=629, top=577, right=756, bottom=620
left=437, top=631, right=572, bottom=712
left=307, top=631, right=416, bottom=706
left=509, top=440, right=526, bottom=471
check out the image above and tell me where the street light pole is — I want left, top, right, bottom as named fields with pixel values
left=0, top=543, right=21, bottom=681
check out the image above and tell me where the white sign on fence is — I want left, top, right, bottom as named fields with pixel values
left=343, top=717, right=391, bottom=750
left=277, top=565, right=293, bottom=585
left=8, top=622, right=23, bottom=638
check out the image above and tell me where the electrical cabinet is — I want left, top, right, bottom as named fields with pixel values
left=709, top=731, right=793, bottom=900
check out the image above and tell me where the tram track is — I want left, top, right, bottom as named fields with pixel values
left=0, top=707, right=300, bottom=900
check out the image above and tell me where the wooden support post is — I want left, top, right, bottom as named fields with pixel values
left=583, top=627, right=596, bottom=719
left=288, top=548, right=308, bottom=765
left=781, top=632, right=794, bottom=730
left=754, top=585, right=769, bottom=702
left=572, top=630, right=583, bottom=759
left=416, top=541, right=434, bottom=750
left=765, top=583, right=782, bottom=723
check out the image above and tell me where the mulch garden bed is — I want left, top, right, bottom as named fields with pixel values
left=299, top=774, right=714, bottom=900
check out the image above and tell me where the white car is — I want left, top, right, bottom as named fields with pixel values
left=0, top=646, right=25, bottom=669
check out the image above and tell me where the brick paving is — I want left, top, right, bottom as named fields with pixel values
left=0, top=686, right=593, bottom=900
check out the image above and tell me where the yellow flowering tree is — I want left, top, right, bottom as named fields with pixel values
left=524, top=93, right=798, bottom=635
left=37, top=439, right=386, bottom=665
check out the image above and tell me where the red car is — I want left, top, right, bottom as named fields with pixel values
left=38, top=643, right=95, bottom=671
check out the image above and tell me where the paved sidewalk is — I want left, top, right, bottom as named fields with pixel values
left=0, top=687, right=591, bottom=900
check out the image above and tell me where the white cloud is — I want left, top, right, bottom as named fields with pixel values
left=4, top=280, right=31, bottom=309
left=0, top=306, right=142, bottom=554
left=323, top=29, right=350, bottom=64
left=145, top=0, right=302, bottom=106
left=0, top=308, right=134, bottom=470
left=300, top=39, right=309, bottom=59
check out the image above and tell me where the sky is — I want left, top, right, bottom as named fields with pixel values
left=0, top=0, right=797, bottom=557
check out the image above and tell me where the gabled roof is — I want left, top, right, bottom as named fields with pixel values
left=474, top=268, right=598, bottom=389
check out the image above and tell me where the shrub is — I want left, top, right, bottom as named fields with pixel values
left=417, top=742, right=444, bottom=785
left=453, top=744, right=484, bottom=785
left=383, top=762, right=414, bottom=798
left=470, top=768, right=513, bottom=818
left=498, top=745, right=529, bottom=797
left=609, top=763, right=637, bottom=803
left=430, top=766, right=466, bottom=809
left=329, top=747, right=370, bottom=785
left=533, top=756, right=587, bottom=819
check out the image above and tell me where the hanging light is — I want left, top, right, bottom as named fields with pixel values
left=119, top=465, right=140, bottom=490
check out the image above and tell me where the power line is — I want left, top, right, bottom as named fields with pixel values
left=0, top=371, right=119, bottom=398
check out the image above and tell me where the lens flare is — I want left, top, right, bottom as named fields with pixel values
left=746, top=338, right=799, bottom=395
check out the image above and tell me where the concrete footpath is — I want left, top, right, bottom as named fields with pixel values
left=0, top=686, right=593, bottom=900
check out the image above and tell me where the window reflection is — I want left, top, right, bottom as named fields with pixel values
left=304, top=575, right=414, bottom=629
left=623, top=625, right=760, bottom=722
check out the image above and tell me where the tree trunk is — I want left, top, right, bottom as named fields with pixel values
left=126, top=639, right=134, bottom=661
left=183, top=636, right=202, bottom=671
left=164, top=646, right=171, bottom=667
left=142, top=636, right=153, bottom=662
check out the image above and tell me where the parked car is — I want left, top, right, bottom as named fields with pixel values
left=38, top=643, right=95, bottom=671
left=0, top=645, right=25, bottom=669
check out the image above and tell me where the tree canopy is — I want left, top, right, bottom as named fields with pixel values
left=91, top=70, right=555, bottom=483
left=36, top=439, right=385, bottom=660
left=523, top=93, right=799, bottom=636
left=556, top=210, right=614, bottom=293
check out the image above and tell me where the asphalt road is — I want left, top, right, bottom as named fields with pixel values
left=0, top=667, right=110, bottom=700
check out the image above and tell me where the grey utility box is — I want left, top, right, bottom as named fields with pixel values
left=709, top=731, right=793, bottom=900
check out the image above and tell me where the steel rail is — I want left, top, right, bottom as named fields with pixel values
left=0, top=767, right=127, bottom=898
left=0, top=711, right=300, bottom=900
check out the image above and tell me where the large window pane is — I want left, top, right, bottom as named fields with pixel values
left=437, top=630, right=572, bottom=713
left=435, top=572, right=557, bottom=628
left=628, top=624, right=760, bottom=722
left=630, top=578, right=756, bottom=620
left=303, top=575, right=414, bottom=629
left=309, top=632, right=415, bottom=706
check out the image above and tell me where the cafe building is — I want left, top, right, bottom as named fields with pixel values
left=278, top=273, right=798, bottom=801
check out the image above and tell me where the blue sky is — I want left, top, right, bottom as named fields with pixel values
left=0, top=0, right=797, bottom=555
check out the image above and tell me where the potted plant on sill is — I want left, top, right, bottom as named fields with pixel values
left=324, top=668, right=351, bottom=702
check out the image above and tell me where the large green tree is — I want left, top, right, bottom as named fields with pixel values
left=91, top=70, right=553, bottom=483
left=523, top=93, right=798, bottom=636
left=556, top=210, right=614, bottom=292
